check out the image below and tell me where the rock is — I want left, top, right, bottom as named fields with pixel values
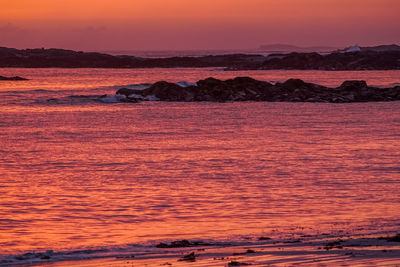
left=335, top=80, right=391, bottom=102
left=280, top=78, right=309, bottom=90
left=228, top=261, right=252, bottom=266
left=232, top=249, right=256, bottom=256
left=178, top=252, right=196, bottom=262
left=116, top=88, right=137, bottom=97
left=0, top=75, right=28, bottom=81
left=99, top=94, right=139, bottom=103
left=156, top=240, right=191, bottom=248
left=324, top=239, right=343, bottom=250
left=255, top=50, right=400, bottom=70
left=1, top=45, right=400, bottom=69
left=116, top=77, right=400, bottom=103
left=338, top=80, right=368, bottom=91
left=146, top=81, right=193, bottom=101
left=197, top=77, right=224, bottom=88
left=0, top=46, right=267, bottom=68
left=283, top=239, right=302, bottom=243
left=156, top=240, right=212, bottom=248
left=14, top=250, right=54, bottom=261
left=379, top=234, right=400, bottom=242
left=40, top=255, right=51, bottom=260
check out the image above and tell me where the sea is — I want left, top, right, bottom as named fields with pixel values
left=0, top=67, right=399, bottom=266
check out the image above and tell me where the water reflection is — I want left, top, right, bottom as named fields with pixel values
left=1, top=101, right=399, bottom=254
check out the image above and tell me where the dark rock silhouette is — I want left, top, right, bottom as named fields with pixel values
left=0, top=75, right=28, bottom=80
left=232, top=249, right=257, bottom=255
left=229, top=50, right=400, bottom=70
left=378, top=234, right=400, bottom=242
left=116, top=77, right=400, bottom=103
left=178, top=252, right=196, bottom=262
left=324, top=240, right=344, bottom=250
left=228, top=261, right=252, bottom=266
left=0, top=47, right=263, bottom=68
left=155, top=240, right=213, bottom=248
left=1, top=46, right=400, bottom=70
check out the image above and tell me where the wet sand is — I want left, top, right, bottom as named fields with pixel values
left=32, top=234, right=400, bottom=266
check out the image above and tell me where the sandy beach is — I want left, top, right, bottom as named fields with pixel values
left=12, top=233, right=396, bottom=266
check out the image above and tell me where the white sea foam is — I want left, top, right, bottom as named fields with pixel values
left=99, top=93, right=160, bottom=103
left=144, top=95, right=160, bottom=101
left=176, top=81, right=197, bottom=87
left=127, top=93, right=144, bottom=100
left=346, top=45, right=361, bottom=53
left=99, top=94, right=126, bottom=103
left=115, top=83, right=153, bottom=90
left=127, top=94, right=160, bottom=101
left=127, top=93, right=160, bottom=101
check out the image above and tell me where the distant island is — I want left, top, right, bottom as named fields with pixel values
left=257, top=44, right=338, bottom=53
left=113, top=77, right=400, bottom=103
left=1, top=45, right=400, bottom=70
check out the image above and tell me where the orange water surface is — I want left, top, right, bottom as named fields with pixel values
left=0, top=68, right=399, bottom=258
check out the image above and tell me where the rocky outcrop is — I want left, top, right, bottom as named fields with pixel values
left=0, top=75, right=28, bottom=80
left=115, top=77, right=400, bottom=103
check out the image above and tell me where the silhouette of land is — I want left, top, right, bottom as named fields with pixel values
left=1, top=45, right=400, bottom=70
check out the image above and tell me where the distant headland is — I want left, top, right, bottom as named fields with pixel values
left=1, top=45, right=400, bottom=70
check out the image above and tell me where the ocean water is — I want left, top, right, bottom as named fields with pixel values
left=0, top=68, right=400, bottom=265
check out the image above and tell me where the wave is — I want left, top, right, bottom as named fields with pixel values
left=175, top=81, right=198, bottom=87
left=108, top=83, right=153, bottom=91
left=44, top=81, right=198, bottom=104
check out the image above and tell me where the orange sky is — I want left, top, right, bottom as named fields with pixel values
left=1, top=0, right=399, bottom=51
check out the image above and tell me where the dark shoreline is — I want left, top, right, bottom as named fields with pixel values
left=2, top=233, right=400, bottom=267
left=1, top=46, right=400, bottom=70
left=114, top=77, right=400, bottom=103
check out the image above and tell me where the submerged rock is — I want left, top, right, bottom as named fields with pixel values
left=0, top=75, right=28, bottom=81
left=232, top=249, right=257, bottom=255
left=378, top=234, right=400, bottom=242
left=155, top=239, right=213, bottom=248
left=115, top=77, right=400, bottom=103
left=178, top=252, right=196, bottom=262
left=323, top=239, right=344, bottom=250
left=228, top=261, right=252, bottom=266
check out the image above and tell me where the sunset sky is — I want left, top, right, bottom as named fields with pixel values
left=1, top=0, right=399, bottom=51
